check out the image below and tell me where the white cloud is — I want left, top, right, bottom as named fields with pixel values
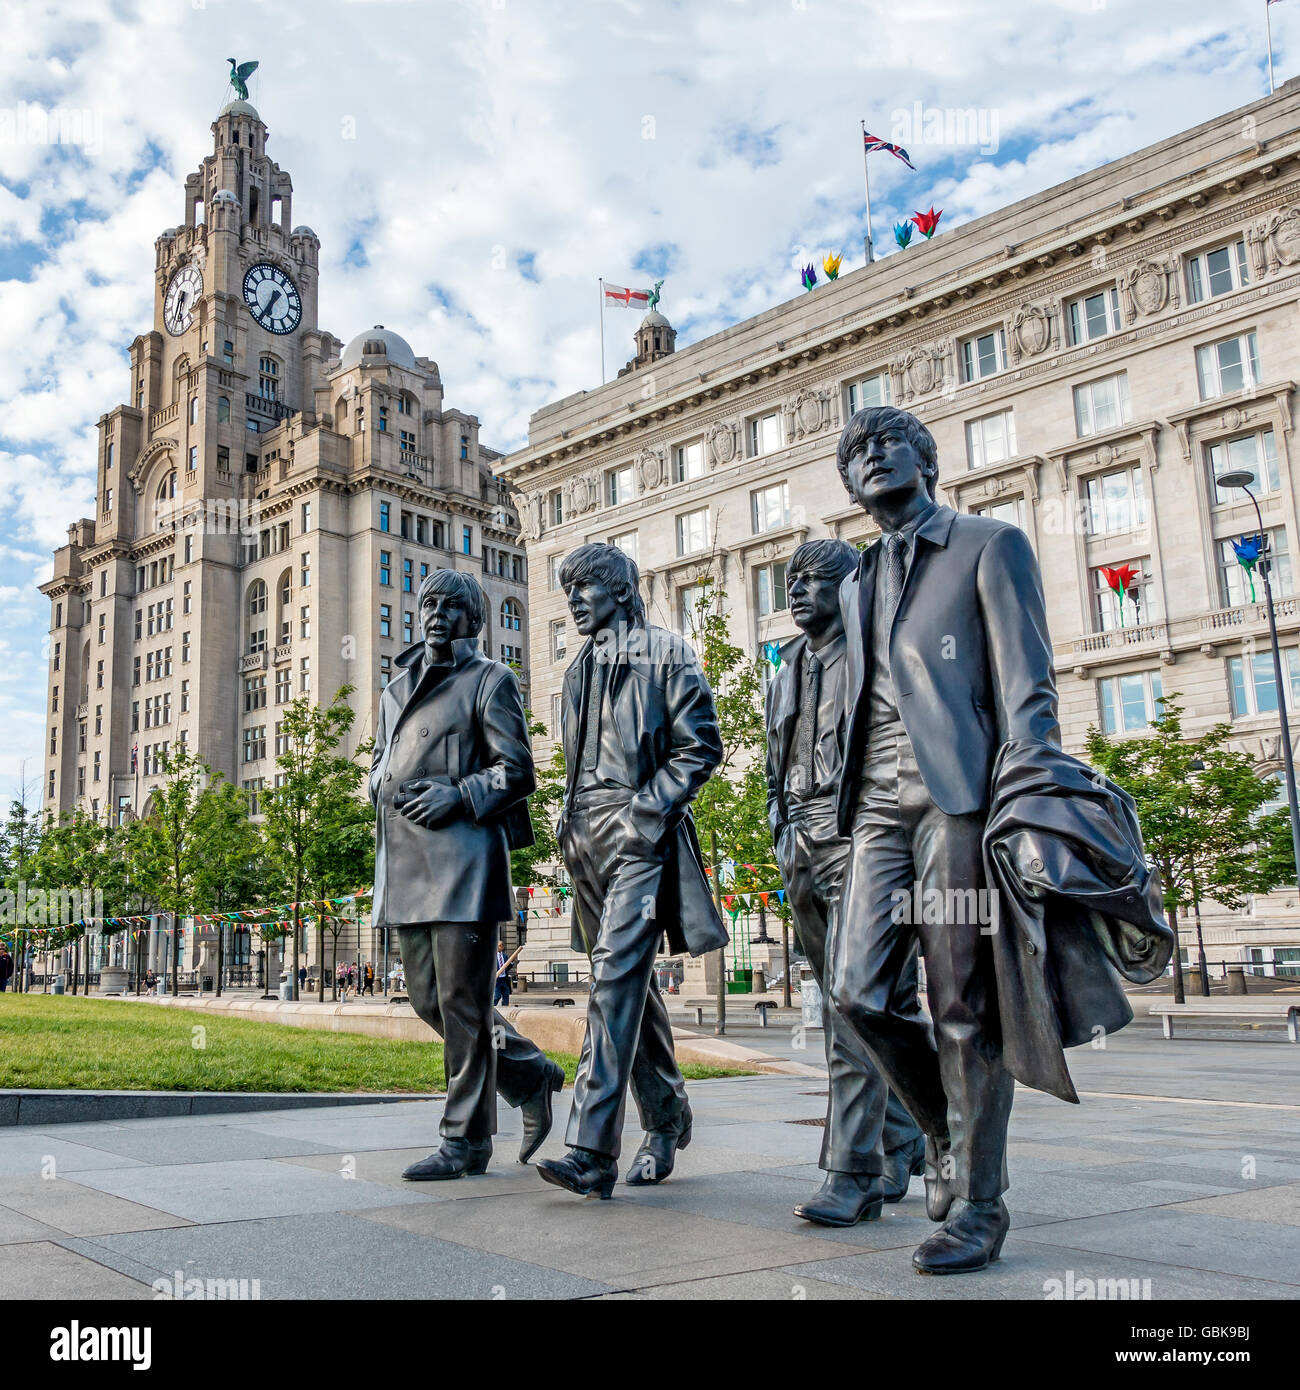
left=0, top=0, right=1294, bottom=800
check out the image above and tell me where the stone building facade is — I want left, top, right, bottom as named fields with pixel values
left=38, top=99, right=527, bottom=982
left=500, top=79, right=1300, bottom=984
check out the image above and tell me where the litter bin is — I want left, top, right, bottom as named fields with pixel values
left=52, top=976, right=65, bottom=996
left=278, top=972, right=293, bottom=1002
left=799, top=965, right=823, bottom=1031
left=202, top=975, right=214, bottom=993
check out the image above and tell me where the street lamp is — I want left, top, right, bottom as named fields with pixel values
left=1214, top=469, right=1300, bottom=898
left=1187, top=758, right=1211, bottom=997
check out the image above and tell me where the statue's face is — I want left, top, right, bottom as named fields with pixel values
left=420, top=588, right=474, bottom=647
left=844, top=426, right=931, bottom=513
left=564, top=575, right=622, bottom=637
left=787, top=567, right=844, bottom=638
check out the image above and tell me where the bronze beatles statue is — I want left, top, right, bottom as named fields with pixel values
left=371, top=414, right=1171, bottom=1275
left=765, top=538, right=925, bottom=1227
left=536, top=543, right=727, bottom=1199
left=371, top=569, right=563, bottom=1180
left=818, top=406, right=1170, bottom=1273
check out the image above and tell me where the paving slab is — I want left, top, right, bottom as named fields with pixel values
left=0, top=1176, right=192, bottom=1237
left=66, top=1157, right=431, bottom=1224
left=29, top=1121, right=343, bottom=1166
left=0, top=1240, right=155, bottom=1299
left=594, top=1268, right=881, bottom=1299
left=779, top=1240, right=1297, bottom=1300
left=283, top=1147, right=548, bottom=1197
left=357, top=1187, right=867, bottom=1286
left=62, top=1212, right=614, bottom=1300
left=1011, top=1208, right=1300, bottom=1287
left=1169, top=1181, right=1300, bottom=1225
left=0, top=1205, right=63, bottom=1245
left=0, top=1133, right=147, bottom=1178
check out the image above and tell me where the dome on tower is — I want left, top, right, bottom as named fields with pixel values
left=639, top=309, right=671, bottom=329
left=340, top=325, right=417, bottom=370
left=220, top=99, right=261, bottom=120
left=291, top=225, right=317, bottom=238
left=211, top=188, right=240, bottom=206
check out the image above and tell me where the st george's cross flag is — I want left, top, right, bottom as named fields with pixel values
left=602, top=282, right=651, bottom=309
left=863, top=130, right=916, bottom=170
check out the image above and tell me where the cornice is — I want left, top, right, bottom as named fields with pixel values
left=501, top=141, right=1300, bottom=481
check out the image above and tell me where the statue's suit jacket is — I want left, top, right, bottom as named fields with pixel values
left=763, top=632, right=850, bottom=845
left=556, top=623, right=728, bottom=959
left=370, top=637, right=535, bottom=927
left=836, top=505, right=1060, bottom=836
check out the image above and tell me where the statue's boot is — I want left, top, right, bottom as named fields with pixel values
left=882, top=1132, right=926, bottom=1203
left=912, top=1198, right=1010, bottom=1275
left=793, top=1172, right=884, bottom=1227
left=517, top=1059, right=565, bottom=1164
left=924, top=1134, right=956, bottom=1222
left=402, top=1137, right=491, bottom=1181
left=624, top=1106, right=693, bottom=1186
left=536, top=1147, right=618, bottom=1200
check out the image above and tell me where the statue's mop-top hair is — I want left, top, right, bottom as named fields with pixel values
left=557, top=543, right=647, bottom=623
left=836, top=406, right=939, bottom=500
left=416, top=568, right=486, bottom=637
left=788, top=538, right=861, bottom=585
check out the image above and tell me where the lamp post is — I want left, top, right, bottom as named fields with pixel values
left=1215, top=469, right=1300, bottom=895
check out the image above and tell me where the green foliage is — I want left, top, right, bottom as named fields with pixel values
left=683, top=581, right=779, bottom=907
left=510, top=711, right=564, bottom=890
left=1084, top=696, right=1294, bottom=917
left=259, top=686, right=375, bottom=997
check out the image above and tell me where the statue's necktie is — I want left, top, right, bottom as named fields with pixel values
left=882, top=531, right=907, bottom=620
left=796, top=650, right=822, bottom=791
left=581, top=657, right=606, bottom=771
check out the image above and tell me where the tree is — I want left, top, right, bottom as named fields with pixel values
left=260, top=685, right=374, bottom=1001
left=128, top=743, right=222, bottom=995
left=510, top=712, right=565, bottom=892
left=1085, top=697, right=1294, bottom=1001
left=190, top=778, right=265, bottom=990
left=29, top=808, right=127, bottom=993
left=686, top=578, right=776, bottom=895
left=1, top=794, right=43, bottom=978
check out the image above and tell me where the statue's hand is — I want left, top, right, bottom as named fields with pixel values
left=398, top=779, right=462, bottom=828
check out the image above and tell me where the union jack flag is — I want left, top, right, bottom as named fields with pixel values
left=863, top=131, right=916, bottom=171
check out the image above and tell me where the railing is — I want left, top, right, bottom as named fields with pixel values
left=272, top=642, right=292, bottom=664
left=150, top=401, right=180, bottom=431
left=240, top=650, right=267, bottom=673
left=1070, top=622, right=1168, bottom=655
left=1200, top=596, right=1300, bottom=633
left=245, top=392, right=296, bottom=423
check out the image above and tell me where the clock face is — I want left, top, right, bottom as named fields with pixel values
left=242, top=262, right=302, bottom=335
left=163, top=264, right=203, bottom=336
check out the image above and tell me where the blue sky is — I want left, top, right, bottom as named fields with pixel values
left=1, top=0, right=1296, bottom=808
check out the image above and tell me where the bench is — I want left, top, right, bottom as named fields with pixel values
left=1149, top=1001, right=1300, bottom=1042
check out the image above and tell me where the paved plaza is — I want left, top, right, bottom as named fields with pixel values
left=1, top=1020, right=1297, bottom=1301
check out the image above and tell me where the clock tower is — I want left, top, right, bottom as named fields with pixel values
left=38, top=79, right=530, bottom=995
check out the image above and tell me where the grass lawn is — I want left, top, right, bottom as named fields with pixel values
left=0, top=994, right=750, bottom=1093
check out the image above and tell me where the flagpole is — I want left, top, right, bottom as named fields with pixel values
left=860, top=120, right=875, bottom=264
left=1267, top=0, right=1277, bottom=93
left=598, top=278, right=607, bottom=384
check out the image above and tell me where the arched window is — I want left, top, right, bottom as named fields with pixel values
left=276, top=568, right=292, bottom=644
left=217, top=396, right=230, bottom=423
left=247, top=580, right=268, bottom=654
left=157, top=471, right=176, bottom=501
left=500, top=598, right=522, bottom=632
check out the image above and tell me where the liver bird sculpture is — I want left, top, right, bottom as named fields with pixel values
left=227, top=58, right=259, bottom=101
